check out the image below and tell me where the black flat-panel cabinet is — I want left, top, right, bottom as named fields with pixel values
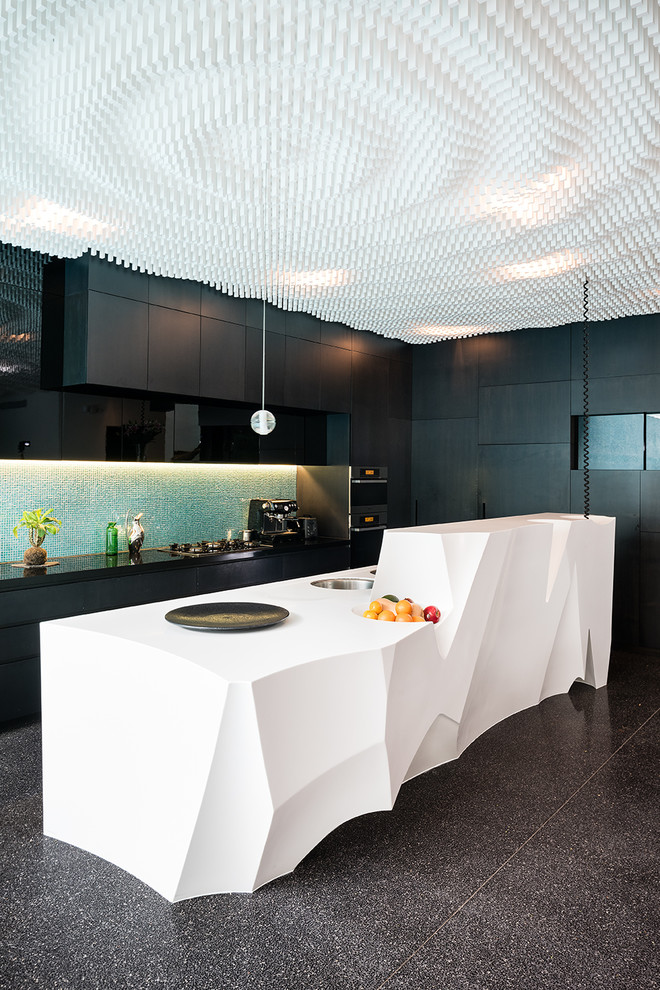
left=350, top=351, right=390, bottom=464
left=32, top=256, right=413, bottom=468
left=60, top=286, right=149, bottom=391
left=200, top=317, right=246, bottom=402
left=148, top=305, right=200, bottom=396
left=320, top=344, right=352, bottom=413
left=284, top=336, right=321, bottom=410
left=245, top=327, right=286, bottom=407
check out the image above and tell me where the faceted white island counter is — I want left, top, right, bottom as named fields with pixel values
left=40, top=513, right=615, bottom=901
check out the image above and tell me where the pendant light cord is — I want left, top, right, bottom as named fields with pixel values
left=583, top=277, right=590, bottom=519
left=262, top=299, right=266, bottom=410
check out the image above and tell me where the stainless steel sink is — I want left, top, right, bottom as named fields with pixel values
left=311, top=577, right=374, bottom=590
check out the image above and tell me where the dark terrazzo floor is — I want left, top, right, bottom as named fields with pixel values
left=1, top=648, right=658, bottom=990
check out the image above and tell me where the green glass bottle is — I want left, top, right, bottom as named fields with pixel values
left=105, top=521, right=118, bottom=556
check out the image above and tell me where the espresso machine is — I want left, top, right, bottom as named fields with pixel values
left=248, top=499, right=304, bottom=546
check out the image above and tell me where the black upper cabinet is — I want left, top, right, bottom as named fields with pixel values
left=388, top=359, right=413, bottom=420
left=246, top=298, right=286, bottom=333
left=284, top=336, right=321, bottom=410
left=319, top=343, right=352, bottom=413
left=245, top=326, right=286, bottom=407
left=285, top=310, right=321, bottom=342
left=350, top=350, right=390, bottom=464
left=148, top=273, right=200, bottom=314
left=34, top=255, right=413, bottom=464
left=59, top=287, right=149, bottom=391
left=147, top=305, right=200, bottom=396
left=88, top=255, right=149, bottom=302
left=201, top=285, right=246, bottom=325
left=85, top=291, right=149, bottom=390
left=200, top=317, right=246, bottom=402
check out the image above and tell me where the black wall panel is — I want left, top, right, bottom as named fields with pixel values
left=570, top=469, right=640, bottom=647
left=411, top=314, right=660, bottom=647
left=570, top=373, right=660, bottom=415
left=412, top=418, right=478, bottom=524
left=478, top=381, right=571, bottom=444
left=640, top=532, right=660, bottom=648
left=479, top=443, right=571, bottom=519
left=478, top=325, right=570, bottom=386
left=640, top=472, right=660, bottom=533
left=570, top=314, right=660, bottom=380
left=412, top=338, right=478, bottom=420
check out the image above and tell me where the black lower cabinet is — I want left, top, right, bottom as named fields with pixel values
left=196, top=556, right=284, bottom=595
left=0, top=543, right=350, bottom=723
left=0, top=658, right=41, bottom=723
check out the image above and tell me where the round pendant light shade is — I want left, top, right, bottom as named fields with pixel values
left=250, top=409, right=276, bottom=436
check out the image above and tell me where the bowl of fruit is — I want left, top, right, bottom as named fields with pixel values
left=359, top=594, right=441, bottom=624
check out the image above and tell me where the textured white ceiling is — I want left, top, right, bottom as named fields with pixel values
left=1, top=0, right=659, bottom=342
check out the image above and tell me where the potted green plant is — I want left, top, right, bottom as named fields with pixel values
left=12, top=507, right=62, bottom=566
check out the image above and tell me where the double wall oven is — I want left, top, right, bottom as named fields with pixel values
left=349, top=466, right=387, bottom=567
left=296, top=465, right=388, bottom=568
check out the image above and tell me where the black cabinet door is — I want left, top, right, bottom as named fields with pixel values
left=284, top=336, right=321, bottom=410
left=148, top=274, right=201, bottom=314
left=200, top=317, right=246, bottom=401
left=320, top=343, right=352, bottom=413
left=148, top=305, right=200, bottom=396
left=350, top=351, right=390, bottom=464
left=86, top=291, right=149, bottom=390
left=245, top=327, right=286, bottom=407
left=88, top=256, right=148, bottom=302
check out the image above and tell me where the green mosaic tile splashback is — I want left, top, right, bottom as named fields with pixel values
left=0, top=461, right=297, bottom=562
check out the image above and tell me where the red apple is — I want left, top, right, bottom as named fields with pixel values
left=423, top=605, right=441, bottom=623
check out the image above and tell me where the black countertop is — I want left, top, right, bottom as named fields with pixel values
left=0, top=539, right=349, bottom=591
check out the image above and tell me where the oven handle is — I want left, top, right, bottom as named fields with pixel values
left=351, top=478, right=387, bottom=484
left=350, top=525, right=387, bottom=533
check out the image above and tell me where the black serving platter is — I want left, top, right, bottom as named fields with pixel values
left=164, top=602, right=289, bottom=631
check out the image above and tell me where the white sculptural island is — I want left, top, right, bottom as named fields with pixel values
left=40, top=513, right=615, bottom=901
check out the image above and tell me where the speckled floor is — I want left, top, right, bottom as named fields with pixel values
left=1, top=648, right=659, bottom=990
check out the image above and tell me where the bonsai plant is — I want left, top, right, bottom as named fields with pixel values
left=13, top=507, right=62, bottom=566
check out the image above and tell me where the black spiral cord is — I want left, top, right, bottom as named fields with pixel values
left=583, top=277, right=590, bottom=519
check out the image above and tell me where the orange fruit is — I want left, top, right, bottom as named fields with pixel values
left=363, top=609, right=379, bottom=620
left=412, top=616, right=425, bottom=622
left=368, top=601, right=383, bottom=614
left=395, top=600, right=412, bottom=615
left=395, top=613, right=413, bottom=622
left=377, top=609, right=396, bottom=621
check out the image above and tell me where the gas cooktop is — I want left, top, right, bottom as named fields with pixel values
left=157, top=540, right=264, bottom=558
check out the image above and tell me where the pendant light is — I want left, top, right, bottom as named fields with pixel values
left=250, top=299, right=276, bottom=435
